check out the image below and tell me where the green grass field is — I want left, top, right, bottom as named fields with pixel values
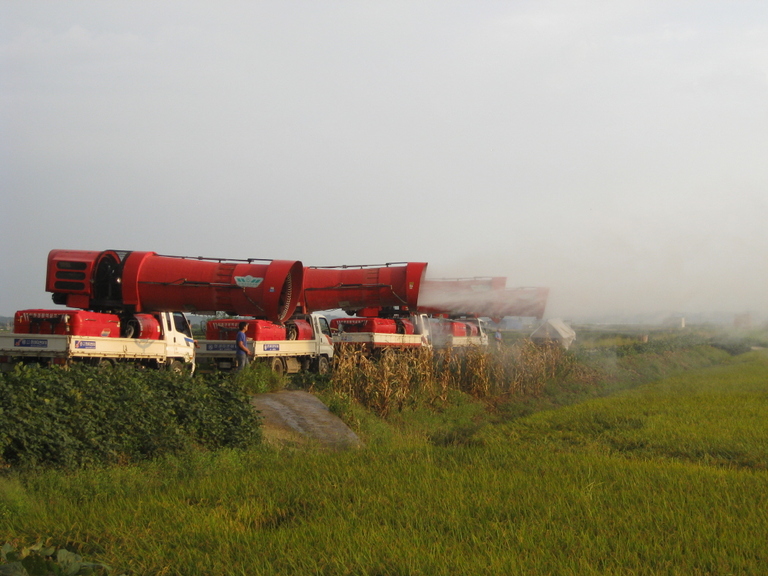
left=2, top=349, right=767, bottom=575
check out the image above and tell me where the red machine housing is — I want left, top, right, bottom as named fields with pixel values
left=397, top=319, right=415, bottom=334
left=331, top=318, right=397, bottom=334
left=123, top=314, right=162, bottom=340
left=301, top=262, right=427, bottom=314
left=287, top=319, right=314, bottom=340
left=205, top=319, right=287, bottom=341
left=46, top=249, right=303, bottom=323
left=14, top=309, right=121, bottom=338
left=205, top=318, right=315, bottom=341
left=44, top=251, right=104, bottom=310
left=330, top=317, right=415, bottom=335
left=444, top=321, right=469, bottom=337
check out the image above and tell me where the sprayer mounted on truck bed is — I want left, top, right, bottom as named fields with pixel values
left=195, top=313, right=334, bottom=374
left=2, top=249, right=550, bottom=371
left=0, top=308, right=195, bottom=371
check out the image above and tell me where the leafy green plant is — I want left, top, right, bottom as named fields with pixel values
left=0, top=364, right=262, bottom=469
left=0, top=541, right=111, bottom=576
left=709, top=338, right=754, bottom=356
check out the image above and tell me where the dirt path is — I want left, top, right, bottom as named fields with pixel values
left=250, top=390, right=361, bottom=450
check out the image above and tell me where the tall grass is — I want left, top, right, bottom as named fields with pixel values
left=500, top=351, right=768, bottom=471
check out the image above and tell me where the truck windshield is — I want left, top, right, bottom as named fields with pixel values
left=172, top=313, right=192, bottom=337
left=318, top=317, right=332, bottom=338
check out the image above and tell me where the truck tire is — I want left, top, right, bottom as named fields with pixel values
left=168, top=360, right=185, bottom=374
left=315, top=355, right=330, bottom=375
left=94, top=357, right=115, bottom=369
left=270, top=357, right=285, bottom=376
left=122, top=320, right=136, bottom=338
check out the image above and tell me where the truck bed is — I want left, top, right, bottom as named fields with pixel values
left=333, top=332, right=429, bottom=348
left=196, top=339, right=323, bottom=359
left=0, top=333, right=174, bottom=360
left=436, top=335, right=489, bottom=348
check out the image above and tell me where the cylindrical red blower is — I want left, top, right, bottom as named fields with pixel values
left=418, top=276, right=549, bottom=320
left=418, top=277, right=507, bottom=316
left=46, top=249, right=303, bottom=323
left=300, top=262, right=427, bottom=314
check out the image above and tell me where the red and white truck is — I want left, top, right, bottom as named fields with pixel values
left=195, top=313, right=334, bottom=374
left=1, top=250, right=550, bottom=371
left=0, top=308, right=195, bottom=371
left=1, top=249, right=338, bottom=374
left=330, top=312, right=432, bottom=353
left=299, top=262, right=434, bottom=353
left=418, top=277, right=549, bottom=349
left=1, top=249, right=304, bottom=372
left=428, top=316, right=489, bottom=349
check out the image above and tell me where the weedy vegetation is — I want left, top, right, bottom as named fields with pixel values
left=317, top=340, right=598, bottom=418
left=0, top=364, right=264, bottom=470
left=2, top=330, right=767, bottom=574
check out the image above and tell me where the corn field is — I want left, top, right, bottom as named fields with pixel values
left=330, top=341, right=596, bottom=417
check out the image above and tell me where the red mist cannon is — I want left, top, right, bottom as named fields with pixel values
left=418, top=277, right=506, bottom=317
left=419, top=277, right=549, bottom=320
left=300, top=262, right=428, bottom=315
left=46, top=249, right=303, bottom=323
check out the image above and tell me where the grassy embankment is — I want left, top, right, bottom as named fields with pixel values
left=2, top=330, right=768, bottom=574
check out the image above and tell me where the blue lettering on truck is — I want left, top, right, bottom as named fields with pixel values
left=206, top=343, right=236, bottom=352
left=75, top=340, right=96, bottom=349
left=14, top=338, right=48, bottom=348
left=263, top=344, right=280, bottom=351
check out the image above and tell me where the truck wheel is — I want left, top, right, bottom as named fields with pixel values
left=168, top=360, right=185, bottom=374
left=122, top=320, right=136, bottom=338
left=316, top=355, right=330, bottom=375
left=94, top=358, right=114, bottom=369
left=270, top=357, right=284, bottom=376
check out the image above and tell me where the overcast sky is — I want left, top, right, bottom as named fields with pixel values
left=1, top=1, right=767, bottom=321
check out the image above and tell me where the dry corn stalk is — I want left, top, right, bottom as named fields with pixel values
left=330, top=339, right=591, bottom=416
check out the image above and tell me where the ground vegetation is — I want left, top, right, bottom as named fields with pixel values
left=2, top=329, right=766, bottom=574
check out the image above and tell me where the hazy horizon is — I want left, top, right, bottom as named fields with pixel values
left=2, top=2, right=767, bottom=321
